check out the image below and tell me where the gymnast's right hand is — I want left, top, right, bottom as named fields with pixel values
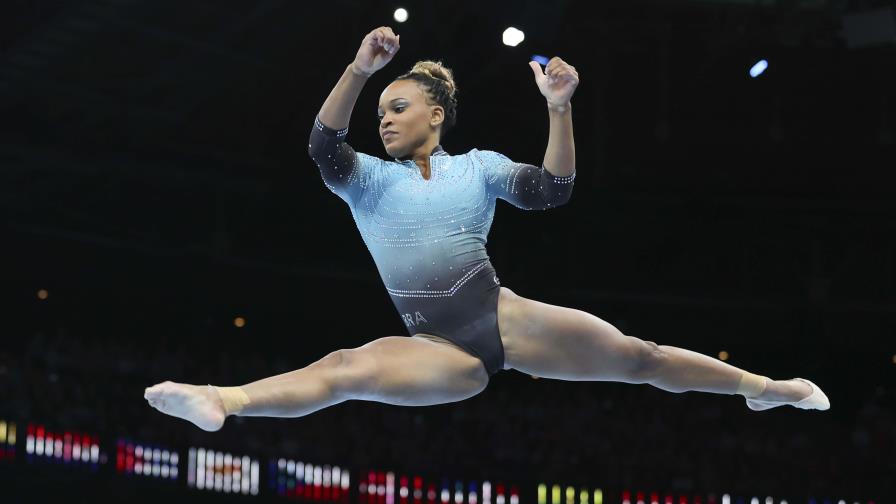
left=352, top=26, right=400, bottom=77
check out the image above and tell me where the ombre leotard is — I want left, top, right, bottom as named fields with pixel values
left=308, top=116, right=575, bottom=375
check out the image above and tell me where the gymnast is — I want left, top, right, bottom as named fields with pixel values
left=145, top=26, right=829, bottom=432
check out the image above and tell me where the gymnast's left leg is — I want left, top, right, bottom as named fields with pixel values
left=496, top=287, right=829, bottom=410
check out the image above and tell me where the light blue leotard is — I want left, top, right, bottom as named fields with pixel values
left=308, top=116, right=575, bottom=375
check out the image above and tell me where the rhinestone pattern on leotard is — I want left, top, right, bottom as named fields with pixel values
left=309, top=116, right=574, bottom=299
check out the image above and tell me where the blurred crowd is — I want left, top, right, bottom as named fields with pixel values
left=1, top=325, right=893, bottom=502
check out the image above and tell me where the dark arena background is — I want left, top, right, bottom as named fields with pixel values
left=2, top=0, right=894, bottom=503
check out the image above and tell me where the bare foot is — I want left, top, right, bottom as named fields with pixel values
left=144, top=381, right=227, bottom=432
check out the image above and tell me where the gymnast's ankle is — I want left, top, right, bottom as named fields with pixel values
left=735, top=372, right=768, bottom=398
left=211, top=385, right=251, bottom=416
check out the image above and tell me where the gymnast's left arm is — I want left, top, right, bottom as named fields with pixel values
left=478, top=58, right=579, bottom=210
left=528, top=56, right=579, bottom=179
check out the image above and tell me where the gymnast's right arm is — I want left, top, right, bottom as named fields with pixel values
left=308, top=26, right=400, bottom=203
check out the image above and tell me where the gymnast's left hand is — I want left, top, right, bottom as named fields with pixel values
left=528, top=57, right=579, bottom=108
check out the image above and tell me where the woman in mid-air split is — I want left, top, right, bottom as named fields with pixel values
left=145, top=26, right=829, bottom=432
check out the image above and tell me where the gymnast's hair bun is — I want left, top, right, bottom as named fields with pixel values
left=408, top=60, right=457, bottom=98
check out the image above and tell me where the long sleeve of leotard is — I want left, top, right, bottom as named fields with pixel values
left=308, top=115, right=368, bottom=205
left=477, top=149, right=575, bottom=210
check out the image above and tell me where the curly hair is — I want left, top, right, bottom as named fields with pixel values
left=393, top=60, right=458, bottom=136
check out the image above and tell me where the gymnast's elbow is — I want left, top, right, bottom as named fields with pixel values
left=307, top=121, right=336, bottom=160
left=539, top=167, right=575, bottom=209
left=307, top=129, right=322, bottom=159
left=544, top=188, right=574, bottom=209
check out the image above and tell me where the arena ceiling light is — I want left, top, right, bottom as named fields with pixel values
left=750, top=59, right=769, bottom=78
left=502, top=27, right=525, bottom=47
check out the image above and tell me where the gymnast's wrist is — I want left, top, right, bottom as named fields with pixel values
left=547, top=100, right=571, bottom=113
left=349, top=62, right=373, bottom=78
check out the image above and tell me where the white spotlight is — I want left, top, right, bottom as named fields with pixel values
left=502, top=27, right=525, bottom=47
left=750, top=59, right=768, bottom=78
left=394, top=8, right=408, bottom=23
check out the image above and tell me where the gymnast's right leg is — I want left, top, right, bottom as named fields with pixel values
left=143, top=335, right=490, bottom=432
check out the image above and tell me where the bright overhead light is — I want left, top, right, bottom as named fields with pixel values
left=502, top=27, right=525, bottom=47
left=750, top=59, right=768, bottom=78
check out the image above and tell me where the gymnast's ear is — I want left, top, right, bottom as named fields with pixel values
left=430, top=105, right=444, bottom=128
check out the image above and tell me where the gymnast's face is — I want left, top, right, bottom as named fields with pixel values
left=378, top=80, right=445, bottom=159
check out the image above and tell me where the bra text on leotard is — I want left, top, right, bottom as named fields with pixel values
left=402, top=311, right=429, bottom=327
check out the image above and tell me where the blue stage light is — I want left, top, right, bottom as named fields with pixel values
left=750, top=59, right=768, bottom=78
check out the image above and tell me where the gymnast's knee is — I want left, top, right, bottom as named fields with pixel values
left=311, top=349, right=375, bottom=400
left=627, top=337, right=667, bottom=383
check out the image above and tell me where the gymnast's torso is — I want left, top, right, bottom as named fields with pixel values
left=308, top=115, right=575, bottom=374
